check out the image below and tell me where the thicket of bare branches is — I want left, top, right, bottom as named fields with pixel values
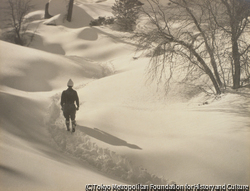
left=207, top=0, right=250, bottom=89
left=3, top=0, right=34, bottom=46
left=133, top=0, right=250, bottom=94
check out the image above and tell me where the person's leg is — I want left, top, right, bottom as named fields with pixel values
left=65, top=119, right=70, bottom=131
left=70, top=111, right=76, bottom=132
left=63, top=110, right=70, bottom=131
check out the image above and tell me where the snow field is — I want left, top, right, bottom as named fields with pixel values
left=0, top=0, right=249, bottom=189
left=46, top=93, right=174, bottom=185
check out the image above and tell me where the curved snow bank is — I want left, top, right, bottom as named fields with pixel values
left=80, top=64, right=203, bottom=110
left=43, top=14, right=65, bottom=26
left=27, top=2, right=135, bottom=61
left=0, top=41, right=104, bottom=91
left=78, top=28, right=98, bottom=41
left=45, top=94, right=174, bottom=185
left=0, top=89, right=125, bottom=190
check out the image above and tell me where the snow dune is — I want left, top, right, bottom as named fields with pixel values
left=0, top=0, right=250, bottom=190
left=78, top=63, right=250, bottom=185
left=0, top=40, right=124, bottom=190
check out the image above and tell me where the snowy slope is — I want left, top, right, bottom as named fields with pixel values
left=78, top=59, right=250, bottom=185
left=0, top=0, right=250, bottom=190
left=0, top=40, right=125, bottom=191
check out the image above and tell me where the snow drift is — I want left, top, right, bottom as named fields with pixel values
left=0, top=0, right=250, bottom=190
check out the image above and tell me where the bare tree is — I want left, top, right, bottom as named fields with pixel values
left=5, top=0, right=34, bottom=45
left=207, top=0, right=250, bottom=89
left=134, top=0, right=223, bottom=94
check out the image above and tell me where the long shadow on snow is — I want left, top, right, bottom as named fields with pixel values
left=77, top=125, right=142, bottom=150
left=0, top=165, right=38, bottom=182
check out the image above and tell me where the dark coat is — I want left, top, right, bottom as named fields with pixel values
left=60, top=87, right=79, bottom=109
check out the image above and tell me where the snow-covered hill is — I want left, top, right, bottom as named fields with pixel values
left=0, top=0, right=249, bottom=190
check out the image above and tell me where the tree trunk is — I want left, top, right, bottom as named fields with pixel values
left=184, top=4, right=223, bottom=88
left=179, top=40, right=222, bottom=94
left=15, top=33, right=23, bottom=45
left=220, top=0, right=244, bottom=89
left=44, top=2, right=52, bottom=19
left=232, top=39, right=241, bottom=89
left=207, top=68, right=222, bottom=94
left=15, top=26, right=23, bottom=45
left=208, top=49, right=223, bottom=88
left=195, top=51, right=221, bottom=94
left=67, top=0, right=74, bottom=22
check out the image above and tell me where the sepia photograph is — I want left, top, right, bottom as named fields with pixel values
left=0, top=0, right=249, bottom=190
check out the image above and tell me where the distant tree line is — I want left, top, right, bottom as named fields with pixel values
left=89, top=0, right=143, bottom=31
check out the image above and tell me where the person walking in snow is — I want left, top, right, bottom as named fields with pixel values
left=61, top=79, right=79, bottom=132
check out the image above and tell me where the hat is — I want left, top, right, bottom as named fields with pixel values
left=67, top=79, right=74, bottom=87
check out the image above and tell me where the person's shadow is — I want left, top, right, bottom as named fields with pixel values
left=77, top=126, right=142, bottom=150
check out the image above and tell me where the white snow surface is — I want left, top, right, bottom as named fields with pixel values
left=0, top=0, right=250, bottom=190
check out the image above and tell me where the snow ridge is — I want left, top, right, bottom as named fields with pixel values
left=45, top=92, right=174, bottom=185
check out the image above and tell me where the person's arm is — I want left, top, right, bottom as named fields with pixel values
left=61, top=91, right=65, bottom=108
left=75, top=91, right=79, bottom=110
